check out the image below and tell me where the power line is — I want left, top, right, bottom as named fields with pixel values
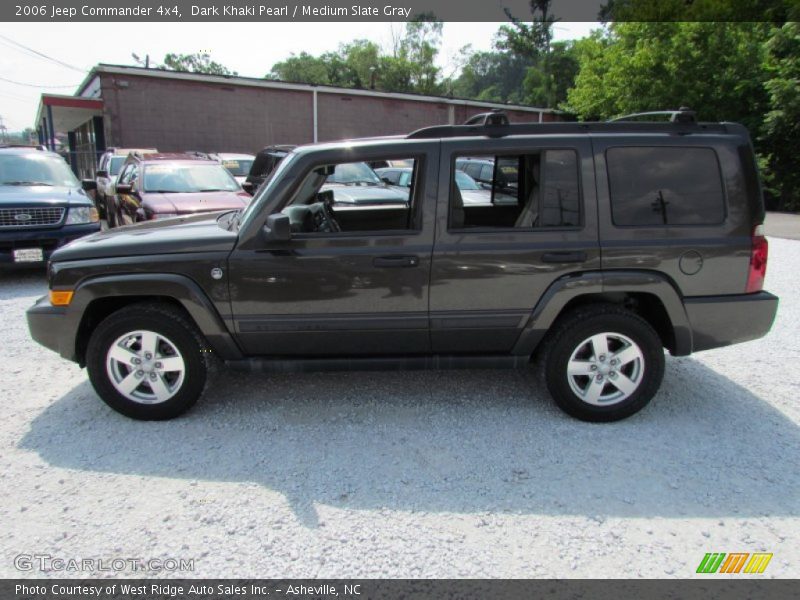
left=0, top=33, right=86, bottom=73
left=0, top=75, right=78, bottom=88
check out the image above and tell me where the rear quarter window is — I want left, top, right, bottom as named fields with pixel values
left=607, top=147, right=725, bottom=226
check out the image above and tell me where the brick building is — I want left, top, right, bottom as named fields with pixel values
left=35, top=64, right=561, bottom=178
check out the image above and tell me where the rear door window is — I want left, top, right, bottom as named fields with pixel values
left=607, top=147, right=725, bottom=226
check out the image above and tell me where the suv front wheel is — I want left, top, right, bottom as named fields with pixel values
left=86, top=303, right=209, bottom=420
left=541, top=305, right=665, bottom=422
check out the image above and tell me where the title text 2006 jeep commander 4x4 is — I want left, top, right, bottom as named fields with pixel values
left=27, top=110, right=778, bottom=422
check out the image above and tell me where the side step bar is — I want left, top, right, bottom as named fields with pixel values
left=226, top=354, right=530, bottom=373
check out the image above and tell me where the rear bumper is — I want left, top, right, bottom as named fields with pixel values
left=0, top=223, right=100, bottom=268
left=685, top=291, right=779, bottom=352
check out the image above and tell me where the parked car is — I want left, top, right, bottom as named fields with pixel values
left=27, top=109, right=778, bottom=422
left=95, top=148, right=157, bottom=219
left=211, top=153, right=256, bottom=186
left=376, top=167, right=492, bottom=205
left=0, top=145, right=100, bottom=268
left=243, top=145, right=296, bottom=194
left=106, top=153, right=250, bottom=227
left=321, top=161, right=409, bottom=206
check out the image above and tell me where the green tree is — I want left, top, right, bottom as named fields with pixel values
left=162, top=52, right=237, bottom=76
left=566, top=22, right=770, bottom=133
left=762, top=22, right=800, bottom=210
left=269, top=51, right=336, bottom=85
left=267, top=22, right=443, bottom=95
left=599, top=0, right=796, bottom=22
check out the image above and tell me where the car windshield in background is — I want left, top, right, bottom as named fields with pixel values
left=455, top=170, right=480, bottom=191
left=0, top=154, right=79, bottom=187
left=109, top=156, right=126, bottom=176
left=222, top=159, right=254, bottom=177
left=326, top=162, right=382, bottom=185
left=143, top=163, right=240, bottom=193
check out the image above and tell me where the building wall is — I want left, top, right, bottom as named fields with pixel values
left=100, top=74, right=313, bottom=152
left=99, top=72, right=555, bottom=153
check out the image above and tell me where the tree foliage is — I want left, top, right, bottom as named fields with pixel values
left=567, top=22, right=771, bottom=129
left=268, top=20, right=444, bottom=95
left=762, top=22, right=800, bottom=209
left=162, top=52, right=237, bottom=76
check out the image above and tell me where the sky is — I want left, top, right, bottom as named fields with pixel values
left=0, top=22, right=597, bottom=132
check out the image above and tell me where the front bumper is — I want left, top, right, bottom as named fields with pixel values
left=26, top=295, right=72, bottom=359
left=685, top=291, right=779, bottom=352
left=0, top=222, right=100, bottom=268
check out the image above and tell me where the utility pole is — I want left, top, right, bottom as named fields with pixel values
left=0, top=115, right=8, bottom=143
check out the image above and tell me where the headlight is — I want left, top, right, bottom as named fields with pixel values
left=151, top=213, right=178, bottom=220
left=66, top=206, right=99, bottom=224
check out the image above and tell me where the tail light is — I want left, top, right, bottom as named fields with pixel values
left=746, top=224, right=768, bottom=293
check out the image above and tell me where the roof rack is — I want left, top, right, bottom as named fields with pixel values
left=406, top=108, right=719, bottom=140
left=608, top=107, right=697, bottom=124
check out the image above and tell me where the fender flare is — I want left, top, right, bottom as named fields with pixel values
left=512, top=270, right=693, bottom=357
left=66, top=273, right=243, bottom=362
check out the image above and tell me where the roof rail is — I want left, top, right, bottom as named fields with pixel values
left=406, top=108, right=720, bottom=140
left=608, top=107, right=697, bottom=124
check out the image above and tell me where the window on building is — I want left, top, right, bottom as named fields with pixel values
left=450, top=150, right=581, bottom=230
left=607, top=147, right=725, bottom=226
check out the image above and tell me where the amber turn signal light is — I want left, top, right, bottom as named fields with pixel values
left=49, top=290, right=74, bottom=306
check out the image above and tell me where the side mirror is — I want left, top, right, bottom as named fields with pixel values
left=95, top=169, right=108, bottom=178
left=115, top=183, right=132, bottom=194
left=241, top=181, right=255, bottom=194
left=381, top=177, right=393, bottom=185
left=262, top=213, right=291, bottom=243
left=81, top=179, right=97, bottom=191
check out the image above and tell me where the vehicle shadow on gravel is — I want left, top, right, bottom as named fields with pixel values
left=20, top=357, right=800, bottom=527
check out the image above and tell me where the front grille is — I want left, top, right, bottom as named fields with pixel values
left=0, top=207, right=65, bottom=228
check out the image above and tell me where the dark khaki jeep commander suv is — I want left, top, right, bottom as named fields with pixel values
left=27, top=110, right=778, bottom=422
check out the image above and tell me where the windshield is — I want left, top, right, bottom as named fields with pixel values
left=238, top=151, right=296, bottom=229
left=143, top=163, right=240, bottom=193
left=0, top=153, right=79, bottom=187
left=455, top=170, right=480, bottom=190
left=109, top=156, right=126, bottom=176
left=221, top=158, right=254, bottom=177
left=326, top=162, right=381, bottom=185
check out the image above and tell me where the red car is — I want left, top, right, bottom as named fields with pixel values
left=107, top=153, right=250, bottom=227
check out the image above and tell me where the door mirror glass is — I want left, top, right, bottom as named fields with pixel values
left=262, top=213, right=291, bottom=242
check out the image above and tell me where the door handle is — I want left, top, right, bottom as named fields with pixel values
left=541, top=251, right=587, bottom=264
left=373, top=255, right=420, bottom=268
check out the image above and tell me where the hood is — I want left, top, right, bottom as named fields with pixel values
left=0, top=185, right=92, bottom=207
left=460, top=189, right=493, bottom=205
left=51, top=212, right=238, bottom=262
left=322, top=184, right=408, bottom=205
left=143, top=190, right=250, bottom=215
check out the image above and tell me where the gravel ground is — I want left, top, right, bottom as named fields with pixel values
left=1, top=238, right=798, bottom=579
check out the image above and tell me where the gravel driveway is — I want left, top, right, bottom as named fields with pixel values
left=1, top=238, right=798, bottom=579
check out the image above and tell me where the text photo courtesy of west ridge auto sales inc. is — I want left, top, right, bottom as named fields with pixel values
left=0, top=1, right=798, bottom=598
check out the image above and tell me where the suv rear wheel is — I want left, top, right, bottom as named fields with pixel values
left=541, top=305, right=665, bottom=422
left=86, top=303, right=208, bottom=420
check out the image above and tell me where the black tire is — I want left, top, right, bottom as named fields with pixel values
left=95, top=192, right=106, bottom=220
left=86, top=303, right=210, bottom=420
left=105, top=196, right=115, bottom=228
left=539, top=304, right=665, bottom=422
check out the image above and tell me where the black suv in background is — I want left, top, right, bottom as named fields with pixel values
left=1, top=146, right=100, bottom=267
left=27, top=110, right=777, bottom=422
